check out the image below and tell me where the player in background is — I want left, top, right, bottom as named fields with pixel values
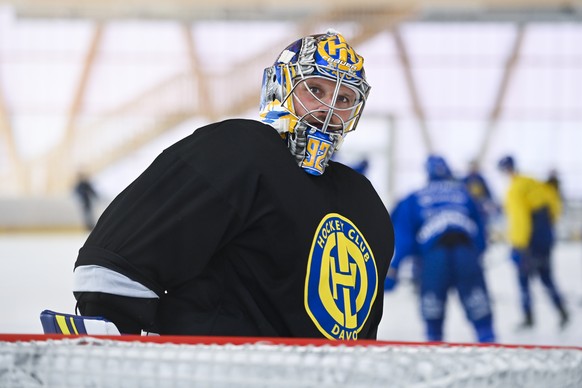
left=497, top=156, right=569, bottom=329
left=71, top=31, right=394, bottom=340
left=384, top=155, right=495, bottom=343
left=546, top=168, right=563, bottom=201
left=73, top=171, right=99, bottom=231
left=462, top=159, right=499, bottom=231
left=350, top=157, right=370, bottom=176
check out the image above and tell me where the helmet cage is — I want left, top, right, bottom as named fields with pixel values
left=281, top=73, right=367, bottom=136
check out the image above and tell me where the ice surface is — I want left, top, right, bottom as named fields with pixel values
left=0, top=233, right=580, bottom=347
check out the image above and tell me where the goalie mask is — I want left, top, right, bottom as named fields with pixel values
left=259, top=30, right=370, bottom=175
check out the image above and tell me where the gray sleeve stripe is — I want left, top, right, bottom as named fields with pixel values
left=73, top=265, right=159, bottom=299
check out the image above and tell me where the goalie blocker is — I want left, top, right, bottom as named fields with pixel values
left=40, top=309, right=120, bottom=336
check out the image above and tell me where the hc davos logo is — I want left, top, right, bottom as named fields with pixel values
left=317, top=34, right=363, bottom=74
left=305, top=213, right=378, bottom=340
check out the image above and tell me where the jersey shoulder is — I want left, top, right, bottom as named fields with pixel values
left=167, top=119, right=287, bottom=168
left=327, top=161, right=374, bottom=187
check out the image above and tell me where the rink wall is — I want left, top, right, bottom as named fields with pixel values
left=0, top=196, right=581, bottom=239
left=0, top=197, right=109, bottom=231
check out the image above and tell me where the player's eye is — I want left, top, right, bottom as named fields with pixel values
left=336, top=94, right=352, bottom=108
left=308, top=85, right=322, bottom=97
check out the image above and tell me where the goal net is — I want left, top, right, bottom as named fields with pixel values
left=1, top=334, right=581, bottom=388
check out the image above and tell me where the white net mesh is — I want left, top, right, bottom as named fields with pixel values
left=1, top=337, right=581, bottom=388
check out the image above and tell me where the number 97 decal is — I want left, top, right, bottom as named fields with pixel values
left=301, top=132, right=333, bottom=176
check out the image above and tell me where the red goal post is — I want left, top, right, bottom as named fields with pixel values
left=1, top=334, right=581, bottom=387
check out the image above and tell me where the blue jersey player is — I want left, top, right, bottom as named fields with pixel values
left=385, top=155, right=495, bottom=343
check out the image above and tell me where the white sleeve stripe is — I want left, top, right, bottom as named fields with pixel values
left=83, top=319, right=121, bottom=335
left=73, top=265, right=159, bottom=299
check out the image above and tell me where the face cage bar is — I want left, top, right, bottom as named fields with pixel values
left=281, top=71, right=368, bottom=136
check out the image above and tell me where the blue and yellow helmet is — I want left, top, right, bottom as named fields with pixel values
left=260, top=30, right=370, bottom=175
left=498, top=155, right=515, bottom=172
left=426, top=155, right=453, bottom=181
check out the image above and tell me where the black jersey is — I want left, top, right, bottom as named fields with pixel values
left=74, top=119, right=394, bottom=340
